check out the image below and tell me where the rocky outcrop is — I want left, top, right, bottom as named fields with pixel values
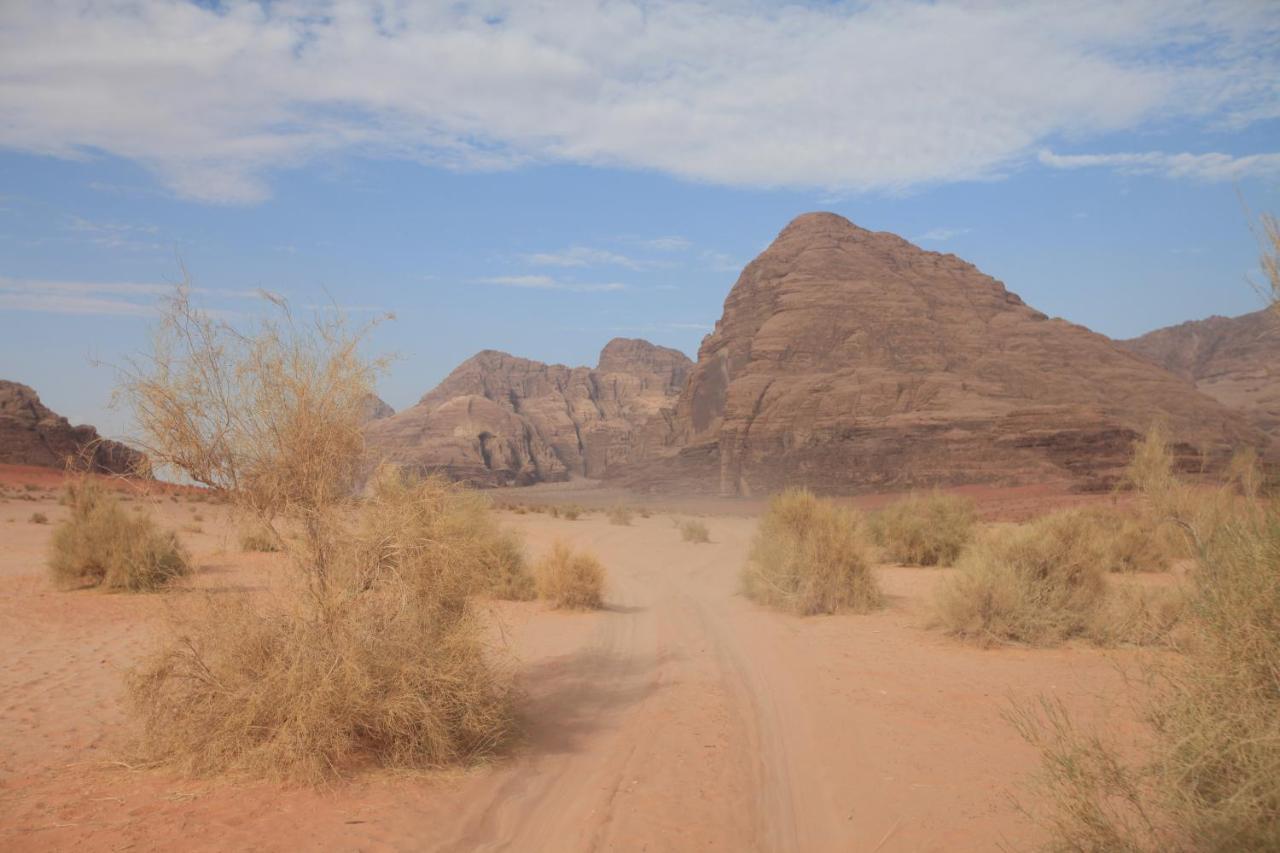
left=618, top=212, right=1262, bottom=495
left=364, top=339, right=692, bottom=486
left=1120, top=309, right=1280, bottom=435
left=361, top=393, right=395, bottom=423
left=0, top=380, right=147, bottom=475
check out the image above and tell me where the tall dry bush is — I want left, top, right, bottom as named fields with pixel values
left=49, top=478, right=189, bottom=592
left=118, top=287, right=384, bottom=588
left=869, top=491, right=976, bottom=566
left=119, top=290, right=517, bottom=779
left=743, top=488, right=880, bottom=615
left=358, top=466, right=534, bottom=602
left=1014, top=424, right=1279, bottom=839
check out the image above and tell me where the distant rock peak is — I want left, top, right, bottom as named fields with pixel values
left=0, top=380, right=147, bottom=476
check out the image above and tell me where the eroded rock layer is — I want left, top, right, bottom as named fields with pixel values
left=1121, top=309, right=1280, bottom=435
left=0, top=380, right=147, bottom=475
left=364, top=339, right=691, bottom=486
left=619, top=212, right=1262, bottom=495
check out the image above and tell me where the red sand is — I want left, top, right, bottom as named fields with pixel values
left=0, top=484, right=1153, bottom=851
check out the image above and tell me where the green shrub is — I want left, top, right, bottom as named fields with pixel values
left=742, top=488, right=880, bottom=615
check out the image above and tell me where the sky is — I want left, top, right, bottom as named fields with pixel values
left=1, top=0, right=1279, bottom=441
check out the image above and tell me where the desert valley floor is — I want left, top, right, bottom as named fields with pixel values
left=0, top=466, right=1164, bottom=852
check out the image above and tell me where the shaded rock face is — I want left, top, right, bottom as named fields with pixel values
left=1120, top=309, right=1280, bottom=435
left=620, top=212, right=1262, bottom=495
left=0, top=380, right=147, bottom=475
left=360, top=393, right=395, bottom=423
left=364, top=339, right=692, bottom=486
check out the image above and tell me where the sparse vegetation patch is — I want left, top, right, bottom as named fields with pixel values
left=535, top=540, right=605, bottom=609
left=49, top=478, right=189, bottom=592
left=869, top=491, right=976, bottom=566
left=743, top=488, right=880, bottom=615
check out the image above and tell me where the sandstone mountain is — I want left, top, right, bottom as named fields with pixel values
left=364, top=339, right=692, bottom=486
left=361, top=393, right=395, bottom=423
left=1120, top=308, right=1280, bottom=435
left=0, top=380, right=147, bottom=475
left=619, top=212, right=1263, bottom=495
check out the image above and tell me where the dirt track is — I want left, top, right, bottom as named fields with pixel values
left=0, top=480, right=1144, bottom=852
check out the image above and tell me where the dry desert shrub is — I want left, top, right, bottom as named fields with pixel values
left=127, top=464, right=519, bottom=781
left=239, top=523, right=282, bottom=552
left=359, top=466, right=534, bottom=602
left=561, top=505, right=582, bottom=521
left=1015, top=421, right=1280, bottom=850
left=869, top=491, right=976, bottom=566
left=535, top=540, right=605, bottom=609
left=935, top=509, right=1109, bottom=647
left=29, top=511, right=48, bottom=524
left=49, top=478, right=189, bottom=592
left=743, top=488, right=880, bottom=615
left=127, top=568, right=514, bottom=780
left=1079, top=507, right=1177, bottom=573
left=607, top=505, right=633, bottom=526
left=119, top=290, right=516, bottom=780
left=679, top=518, right=711, bottom=543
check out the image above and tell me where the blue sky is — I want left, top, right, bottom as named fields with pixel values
left=1, top=1, right=1278, bottom=440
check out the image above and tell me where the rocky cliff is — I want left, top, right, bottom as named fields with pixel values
left=1120, top=308, right=1280, bottom=435
left=0, top=380, right=147, bottom=475
left=619, top=212, right=1262, bottom=495
left=364, top=338, right=691, bottom=486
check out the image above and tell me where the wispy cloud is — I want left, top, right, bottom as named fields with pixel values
left=478, top=275, right=627, bottom=293
left=641, top=236, right=692, bottom=252
left=701, top=251, right=741, bottom=274
left=1, top=2, right=1275, bottom=202
left=0, top=291, right=157, bottom=317
left=67, top=215, right=163, bottom=252
left=914, top=227, right=972, bottom=242
left=0, top=276, right=262, bottom=317
left=1038, top=149, right=1280, bottom=182
left=523, top=246, right=645, bottom=270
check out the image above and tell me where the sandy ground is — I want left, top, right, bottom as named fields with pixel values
left=0, top=469, right=1154, bottom=852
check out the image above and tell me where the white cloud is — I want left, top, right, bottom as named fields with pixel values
left=1038, top=149, right=1280, bottom=182
left=478, top=275, right=626, bottom=292
left=523, top=246, right=643, bottom=269
left=66, top=215, right=163, bottom=251
left=701, top=250, right=741, bottom=273
left=914, top=227, right=971, bottom=242
left=0, top=1, right=1276, bottom=203
left=643, top=236, right=693, bottom=252
left=0, top=276, right=266, bottom=316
